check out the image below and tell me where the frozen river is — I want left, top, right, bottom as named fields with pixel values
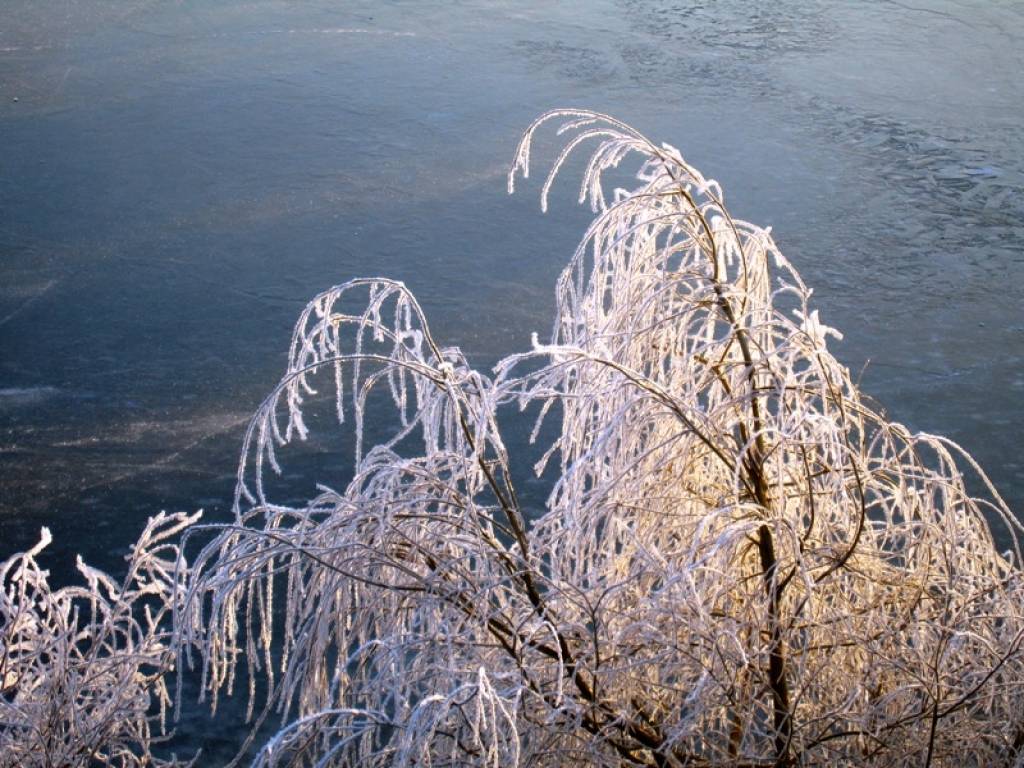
left=1, top=2, right=1023, bottom=740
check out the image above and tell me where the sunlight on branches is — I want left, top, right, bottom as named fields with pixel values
left=4, top=110, right=1022, bottom=767
left=168, top=110, right=1024, bottom=767
left=179, top=111, right=1024, bottom=766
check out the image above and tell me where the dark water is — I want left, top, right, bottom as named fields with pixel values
left=1, top=0, right=1023, bottom=753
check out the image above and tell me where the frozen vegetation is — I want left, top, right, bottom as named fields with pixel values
left=4, top=111, right=1024, bottom=766
left=1, top=513, right=199, bottom=767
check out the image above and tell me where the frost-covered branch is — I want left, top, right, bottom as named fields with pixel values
left=179, top=110, right=1024, bottom=767
left=0, top=512, right=200, bottom=768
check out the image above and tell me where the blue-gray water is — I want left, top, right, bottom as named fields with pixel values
left=2, top=0, right=1023, bottom=757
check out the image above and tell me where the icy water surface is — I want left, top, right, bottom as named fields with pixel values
left=1, top=0, right=1023, bottom=753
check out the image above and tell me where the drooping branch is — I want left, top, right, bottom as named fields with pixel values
left=174, top=109, right=1024, bottom=768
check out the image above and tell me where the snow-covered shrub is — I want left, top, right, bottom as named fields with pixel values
left=179, top=110, right=1024, bottom=766
left=0, top=512, right=199, bottom=768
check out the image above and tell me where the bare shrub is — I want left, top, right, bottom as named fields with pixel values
left=0, top=512, right=199, bottom=768
left=179, top=110, right=1024, bottom=766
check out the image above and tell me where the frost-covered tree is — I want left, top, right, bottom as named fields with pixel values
left=177, top=110, right=1024, bottom=767
left=0, top=512, right=199, bottom=768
